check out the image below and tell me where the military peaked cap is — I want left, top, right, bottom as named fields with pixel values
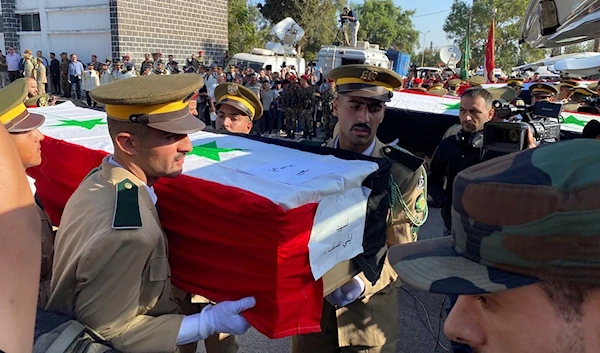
left=329, top=64, right=402, bottom=102
left=90, top=75, right=205, bottom=134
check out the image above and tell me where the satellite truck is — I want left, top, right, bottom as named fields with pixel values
left=229, top=18, right=307, bottom=75
left=230, top=17, right=411, bottom=78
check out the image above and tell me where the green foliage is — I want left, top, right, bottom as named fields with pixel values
left=258, top=0, right=345, bottom=61
left=443, top=0, right=546, bottom=71
left=228, top=0, right=269, bottom=55
left=414, top=48, right=440, bottom=67
left=351, top=0, right=419, bottom=52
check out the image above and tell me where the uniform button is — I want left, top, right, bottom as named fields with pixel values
left=384, top=147, right=391, bottom=153
left=124, top=182, right=133, bottom=190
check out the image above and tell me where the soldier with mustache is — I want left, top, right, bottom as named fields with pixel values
left=292, top=65, right=428, bottom=353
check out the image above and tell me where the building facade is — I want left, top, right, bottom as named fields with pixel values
left=0, top=0, right=228, bottom=65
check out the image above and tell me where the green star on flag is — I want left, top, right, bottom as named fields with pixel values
left=52, top=118, right=107, bottom=130
left=563, top=115, right=588, bottom=127
left=443, top=102, right=461, bottom=110
left=188, top=141, right=246, bottom=162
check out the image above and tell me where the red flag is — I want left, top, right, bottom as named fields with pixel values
left=484, top=18, right=495, bottom=83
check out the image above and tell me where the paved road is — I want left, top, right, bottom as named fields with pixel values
left=198, top=208, right=451, bottom=353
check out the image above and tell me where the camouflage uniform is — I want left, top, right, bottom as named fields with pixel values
left=299, top=85, right=316, bottom=136
left=283, top=85, right=300, bottom=134
left=391, top=139, right=600, bottom=294
left=60, top=58, right=71, bottom=98
left=321, top=86, right=337, bottom=139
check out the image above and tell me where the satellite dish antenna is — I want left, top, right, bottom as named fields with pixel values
left=271, top=17, right=305, bottom=56
left=265, top=42, right=285, bottom=55
left=439, top=45, right=462, bottom=69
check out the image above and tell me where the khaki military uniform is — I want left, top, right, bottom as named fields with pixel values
left=60, top=58, right=71, bottom=97
left=47, top=158, right=191, bottom=353
left=292, top=137, right=427, bottom=353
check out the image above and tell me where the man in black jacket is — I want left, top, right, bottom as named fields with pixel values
left=429, top=88, right=505, bottom=233
left=49, top=53, right=60, bottom=94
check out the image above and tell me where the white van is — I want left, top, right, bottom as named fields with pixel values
left=316, top=41, right=391, bottom=76
left=230, top=48, right=306, bottom=74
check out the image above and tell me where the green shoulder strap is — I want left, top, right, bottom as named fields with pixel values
left=112, top=178, right=142, bottom=229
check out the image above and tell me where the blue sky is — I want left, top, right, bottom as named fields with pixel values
left=393, top=0, right=471, bottom=49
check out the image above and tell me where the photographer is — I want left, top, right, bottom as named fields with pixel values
left=430, top=87, right=536, bottom=232
left=429, top=87, right=535, bottom=353
left=340, top=6, right=359, bottom=47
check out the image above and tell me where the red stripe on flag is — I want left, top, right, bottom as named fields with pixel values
left=485, top=18, right=495, bottom=83
left=28, top=135, right=325, bottom=338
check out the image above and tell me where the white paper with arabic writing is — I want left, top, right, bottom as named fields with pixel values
left=309, top=187, right=370, bottom=280
left=241, top=158, right=343, bottom=186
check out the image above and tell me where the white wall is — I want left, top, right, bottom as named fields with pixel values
left=15, top=0, right=111, bottom=64
left=47, top=9, right=110, bottom=32
left=48, top=33, right=112, bottom=63
left=17, top=0, right=108, bottom=10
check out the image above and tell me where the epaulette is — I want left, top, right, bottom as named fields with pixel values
left=112, top=178, right=142, bottom=229
left=381, top=145, right=424, bottom=173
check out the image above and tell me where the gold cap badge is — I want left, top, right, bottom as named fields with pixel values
left=227, top=84, right=239, bottom=95
left=360, top=70, right=379, bottom=82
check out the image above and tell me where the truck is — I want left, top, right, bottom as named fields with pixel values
left=316, top=41, right=391, bottom=76
left=229, top=48, right=306, bottom=75
left=386, top=50, right=411, bottom=77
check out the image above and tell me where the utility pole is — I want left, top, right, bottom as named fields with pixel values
left=420, top=30, right=430, bottom=67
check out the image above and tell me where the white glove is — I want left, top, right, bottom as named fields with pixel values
left=176, top=296, right=255, bottom=345
left=326, top=275, right=365, bottom=308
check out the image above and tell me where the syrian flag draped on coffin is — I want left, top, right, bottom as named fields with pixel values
left=27, top=101, right=392, bottom=339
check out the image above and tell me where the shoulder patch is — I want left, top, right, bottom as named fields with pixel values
left=381, top=145, right=424, bottom=173
left=112, top=178, right=142, bottom=229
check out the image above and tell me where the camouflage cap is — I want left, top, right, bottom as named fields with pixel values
left=390, top=139, right=600, bottom=294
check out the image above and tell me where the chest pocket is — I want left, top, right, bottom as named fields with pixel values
left=140, top=256, right=170, bottom=312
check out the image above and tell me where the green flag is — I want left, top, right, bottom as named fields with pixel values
left=460, top=24, right=470, bottom=80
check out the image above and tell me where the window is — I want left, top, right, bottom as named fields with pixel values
left=20, top=14, right=41, bottom=32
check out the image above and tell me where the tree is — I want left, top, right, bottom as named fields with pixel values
left=258, top=0, right=344, bottom=60
left=443, top=0, right=546, bottom=71
left=414, top=48, right=441, bottom=67
left=228, top=0, right=269, bottom=55
left=351, top=0, right=419, bottom=52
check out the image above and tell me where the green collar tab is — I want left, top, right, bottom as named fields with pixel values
left=112, top=178, right=142, bottom=229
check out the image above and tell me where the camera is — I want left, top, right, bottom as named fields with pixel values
left=483, top=100, right=562, bottom=153
left=339, top=13, right=348, bottom=24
